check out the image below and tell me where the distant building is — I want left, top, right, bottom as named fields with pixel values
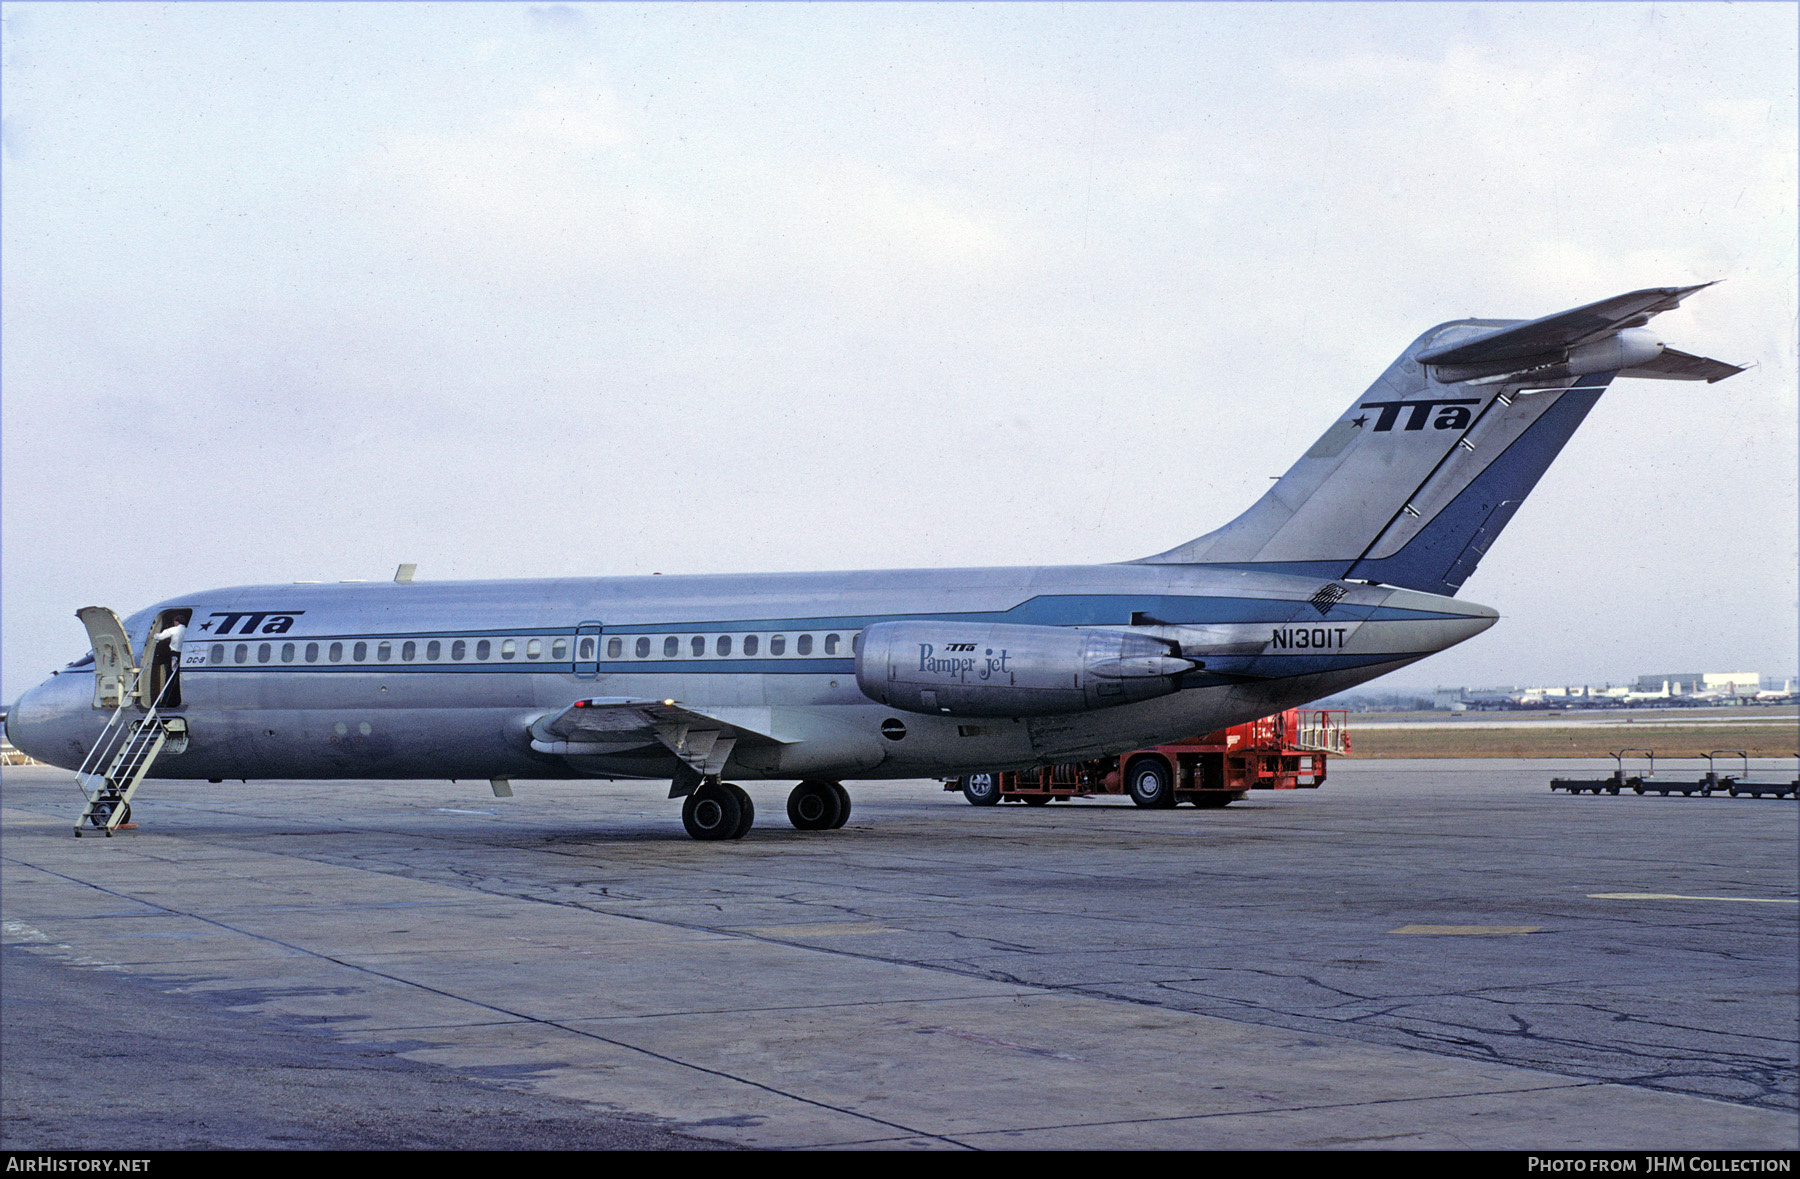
left=1634, top=672, right=1701, bottom=694
left=1701, top=672, right=1760, bottom=696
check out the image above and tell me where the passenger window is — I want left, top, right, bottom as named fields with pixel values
left=235, top=644, right=248, bottom=664
left=305, top=642, right=319, bottom=662
left=354, top=641, right=368, bottom=662
left=501, top=639, right=516, bottom=660
left=716, top=635, right=732, bottom=656
left=329, top=642, right=344, bottom=663
left=210, top=644, right=224, bottom=665
left=770, top=635, right=786, bottom=656
left=602, top=638, right=617, bottom=659
left=476, top=639, right=491, bottom=660
left=743, top=635, right=759, bottom=656
left=663, top=636, right=679, bottom=657
left=377, top=641, right=392, bottom=662
left=451, top=640, right=466, bottom=660
left=281, top=643, right=296, bottom=663
left=551, top=638, right=567, bottom=660
left=427, top=640, right=441, bottom=660
left=636, top=637, right=651, bottom=658
left=527, top=639, right=542, bottom=659
left=402, top=641, right=416, bottom=661
left=824, top=633, right=839, bottom=655
left=797, top=634, right=812, bottom=655
left=257, top=643, right=272, bottom=663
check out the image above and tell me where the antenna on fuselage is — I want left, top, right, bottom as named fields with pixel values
left=394, top=564, right=418, bottom=583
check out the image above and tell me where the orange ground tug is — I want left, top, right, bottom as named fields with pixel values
left=946, top=708, right=1349, bottom=808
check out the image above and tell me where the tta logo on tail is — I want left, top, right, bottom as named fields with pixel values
left=1357, top=398, right=1482, bottom=432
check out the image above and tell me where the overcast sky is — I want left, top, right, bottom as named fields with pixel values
left=3, top=2, right=1795, bottom=701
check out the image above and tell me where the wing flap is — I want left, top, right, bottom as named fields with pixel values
left=529, top=697, right=791, bottom=770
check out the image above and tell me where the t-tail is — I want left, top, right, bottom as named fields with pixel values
left=1136, top=284, right=1744, bottom=594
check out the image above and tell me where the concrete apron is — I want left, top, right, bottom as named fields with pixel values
left=2, top=802, right=1792, bottom=1150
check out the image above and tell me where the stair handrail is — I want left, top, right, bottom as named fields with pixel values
left=73, top=669, right=142, bottom=801
left=113, top=669, right=179, bottom=778
left=73, top=666, right=179, bottom=804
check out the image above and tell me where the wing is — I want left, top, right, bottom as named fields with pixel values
left=529, top=696, right=791, bottom=786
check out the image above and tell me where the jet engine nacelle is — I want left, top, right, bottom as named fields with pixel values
left=854, top=621, right=1195, bottom=718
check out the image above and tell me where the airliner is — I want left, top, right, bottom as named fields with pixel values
left=6, top=285, right=1742, bottom=839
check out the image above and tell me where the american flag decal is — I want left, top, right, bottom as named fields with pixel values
left=1309, top=583, right=1347, bottom=616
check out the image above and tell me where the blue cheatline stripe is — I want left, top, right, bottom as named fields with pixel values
left=184, top=659, right=860, bottom=675
left=186, top=651, right=1417, bottom=680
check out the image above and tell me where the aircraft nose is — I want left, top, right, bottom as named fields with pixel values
left=7, top=671, right=99, bottom=771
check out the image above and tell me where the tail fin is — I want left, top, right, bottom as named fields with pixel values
left=1136, top=285, right=1743, bottom=595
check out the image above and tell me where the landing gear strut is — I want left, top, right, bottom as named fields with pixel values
left=682, top=781, right=754, bottom=840
left=786, top=779, right=850, bottom=831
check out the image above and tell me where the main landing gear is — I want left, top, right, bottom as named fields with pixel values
left=786, top=779, right=851, bottom=831
left=682, top=781, right=755, bottom=841
left=678, top=779, right=852, bottom=840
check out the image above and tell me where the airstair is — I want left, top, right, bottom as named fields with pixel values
left=69, top=605, right=188, bottom=837
left=72, top=668, right=183, bottom=837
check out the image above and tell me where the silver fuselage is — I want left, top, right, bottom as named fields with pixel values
left=8, top=563, right=1494, bottom=783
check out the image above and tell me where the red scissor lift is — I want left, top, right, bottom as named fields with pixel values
left=946, top=708, right=1349, bottom=808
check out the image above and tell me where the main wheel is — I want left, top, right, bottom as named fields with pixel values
left=960, top=773, right=1001, bottom=806
left=828, top=782, right=851, bottom=828
left=725, top=784, right=755, bottom=838
left=682, top=784, right=743, bottom=841
left=1126, top=758, right=1176, bottom=808
left=787, top=780, right=842, bottom=831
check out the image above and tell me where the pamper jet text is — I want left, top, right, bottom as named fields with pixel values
left=918, top=643, right=1012, bottom=682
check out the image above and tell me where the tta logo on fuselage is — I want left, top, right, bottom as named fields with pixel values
left=1357, top=398, right=1481, bottom=432
left=199, top=611, right=305, bottom=636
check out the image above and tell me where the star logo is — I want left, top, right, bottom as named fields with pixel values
left=1351, top=415, right=1367, bottom=428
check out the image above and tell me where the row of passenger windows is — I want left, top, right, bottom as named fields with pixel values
left=209, top=637, right=568, bottom=665
left=604, top=632, right=852, bottom=659
left=205, top=631, right=859, bottom=666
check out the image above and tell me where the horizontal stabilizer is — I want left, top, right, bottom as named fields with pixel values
left=1618, top=346, right=1745, bottom=383
left=1416, top=284, right=1712, bottom=370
